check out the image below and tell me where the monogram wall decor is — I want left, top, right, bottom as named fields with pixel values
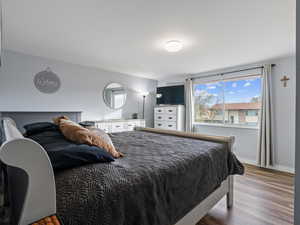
left=34, top=67, right=61, bottom=94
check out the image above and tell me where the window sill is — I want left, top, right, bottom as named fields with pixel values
left=193, top=122, right=259, bottom=130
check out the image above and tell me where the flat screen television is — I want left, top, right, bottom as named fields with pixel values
left=156, top=85, right=185, bottom=105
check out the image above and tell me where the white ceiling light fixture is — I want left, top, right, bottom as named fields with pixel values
left=164, top=40, right=183, bottom=52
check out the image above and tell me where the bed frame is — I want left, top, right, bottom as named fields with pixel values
left=0, top=118, right=234, bottom=225
left=137, top=128, right=234, bottom=225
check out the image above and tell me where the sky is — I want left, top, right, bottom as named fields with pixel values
left=194, top=77, right=262, bottom=105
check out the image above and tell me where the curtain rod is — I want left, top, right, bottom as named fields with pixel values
left=189, top=64, right=276, bottom=81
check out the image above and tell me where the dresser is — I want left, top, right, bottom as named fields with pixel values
left=154, top=105, right=185, bottom=131
left=93, top=119, right=146, bottom=133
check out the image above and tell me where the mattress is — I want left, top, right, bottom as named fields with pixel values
left=55, top=130, right=244, bottom=225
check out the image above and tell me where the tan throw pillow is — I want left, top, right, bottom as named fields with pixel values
left=53, top=116, right=123, bottom=158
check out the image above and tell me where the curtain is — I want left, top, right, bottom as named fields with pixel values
left=185, top=78, right=194, bottom=132
left=257, top=64, right=273, bottom=167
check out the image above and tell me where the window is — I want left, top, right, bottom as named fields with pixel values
left=113, top=93, right=126, bottom=109
left=193, top=75, right=262, bottom=127
left=194, top=81, right=224, bottom=124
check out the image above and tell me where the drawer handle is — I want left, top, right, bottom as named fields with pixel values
left=168, top=110, right=173, bottom=112
left=168, top=125, right=173, bottom=127
left=158, top=116, right=162, bottom=119
left=168, top=117, right=173, bottom=119
left=128, top=124, right=133, bottom=126
left=158, top=124, right=162, bottom=126
left=116, top=125, right=121, bottom=128
left=158, top=110, right=162, bottom=112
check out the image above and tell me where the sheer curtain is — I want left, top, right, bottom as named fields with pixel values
left=185, top=78, right=194, bottom=132
left=257, top=64, right=273, bottom=167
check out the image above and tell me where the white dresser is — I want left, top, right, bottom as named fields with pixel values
left=154, top=105, right=185, bottom=131
left=94, top=119, right=145, bottom=133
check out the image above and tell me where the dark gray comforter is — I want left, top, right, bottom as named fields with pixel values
left=55, top=131, right=244, bottom=225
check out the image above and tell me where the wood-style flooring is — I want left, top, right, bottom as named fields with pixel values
left=197, top=164, right=294, bottom=225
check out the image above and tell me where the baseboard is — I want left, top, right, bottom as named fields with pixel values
left=271, top=164, right=295, bottom=174
left=238, top=157, right=295, bottom=174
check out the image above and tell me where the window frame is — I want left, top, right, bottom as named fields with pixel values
left=193, top=73, right=262, bottom=129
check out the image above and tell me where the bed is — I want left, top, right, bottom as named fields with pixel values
left=0, top=115, right=244, bottom=225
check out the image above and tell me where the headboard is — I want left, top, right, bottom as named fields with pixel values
left=0, top=111, right=82, bottom=133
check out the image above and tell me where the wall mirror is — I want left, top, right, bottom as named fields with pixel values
left=103, top=83, right=127, bottom=109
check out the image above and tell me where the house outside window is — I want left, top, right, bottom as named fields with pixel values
left=193, top=75, right=262, bottom=127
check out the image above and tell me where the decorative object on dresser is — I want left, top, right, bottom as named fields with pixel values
left=132, top=113, right=138, bottom=119
left=94, top=119, right=146, bottom=133
left=154, top=105, right=185, bottom=131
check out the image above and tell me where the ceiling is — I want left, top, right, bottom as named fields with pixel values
left=3, top=0, right=296, bottom=80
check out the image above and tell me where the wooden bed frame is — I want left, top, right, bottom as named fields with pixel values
left=0, top=118, right=234, bottom=225
left=136, top=128, right=234, bottom=225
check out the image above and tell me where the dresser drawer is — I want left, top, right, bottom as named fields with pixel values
left=165, top=114, right=176, bottom=122
left=154, top=121, right=177, bottom=130
left=155, top=114, right=165, bottom=121
left=165, top=107, right=177, bottom=115
left=125, top=122, right=136, bottom=131
left=139, top=120, right=146, bottom=127
left=154, top=107, right=165, bottom=114
left=96, top=122, right=111, bottom=133
left=154, top=121, right=165, bottom=129
left=165, top=122, right=177, bottom=130
left=111, top=122, right=124, bottom=133
left=131, top=120, right=146, bottom=129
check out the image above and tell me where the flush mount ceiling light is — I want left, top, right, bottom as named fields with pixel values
left=164, top=40, right=183, bottom=52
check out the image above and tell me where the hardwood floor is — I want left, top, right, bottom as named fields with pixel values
left=197, top=164, right=294, bottom=225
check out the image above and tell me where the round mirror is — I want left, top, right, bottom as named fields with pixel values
left=103, top=83, right=127, bottom=109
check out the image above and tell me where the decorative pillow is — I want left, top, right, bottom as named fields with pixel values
left=53, top=116, right=123, bottom=158
left=24, top=122, right=58, bottom=136
left=26, top=129, right=114, bottom=170
left=88, top=127, right=121, bottom=155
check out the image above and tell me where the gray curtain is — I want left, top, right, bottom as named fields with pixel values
left=257, top=64, right=273, bottom=167
left=185, top=78, right=194, bottom=132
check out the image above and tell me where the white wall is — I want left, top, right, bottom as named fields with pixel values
left=0, top=50, right=157, bottom=127
left=160, top=56, right=296, bottom=173
left=194, top=124, right=259, bottom=161
left=272, top=57, right=296, bottom=172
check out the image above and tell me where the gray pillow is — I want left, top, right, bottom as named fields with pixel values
left=88, top=127, right=116, bottom=150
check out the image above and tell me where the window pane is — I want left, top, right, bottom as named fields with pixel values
left=223, top=76, right=261, bottom=126
left=113, top=94, right=126, bottom=108
left=194, top=81, right=224, bottom=124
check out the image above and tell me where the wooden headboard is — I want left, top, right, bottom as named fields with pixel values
left=0, top=111, right=82, bottom=132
